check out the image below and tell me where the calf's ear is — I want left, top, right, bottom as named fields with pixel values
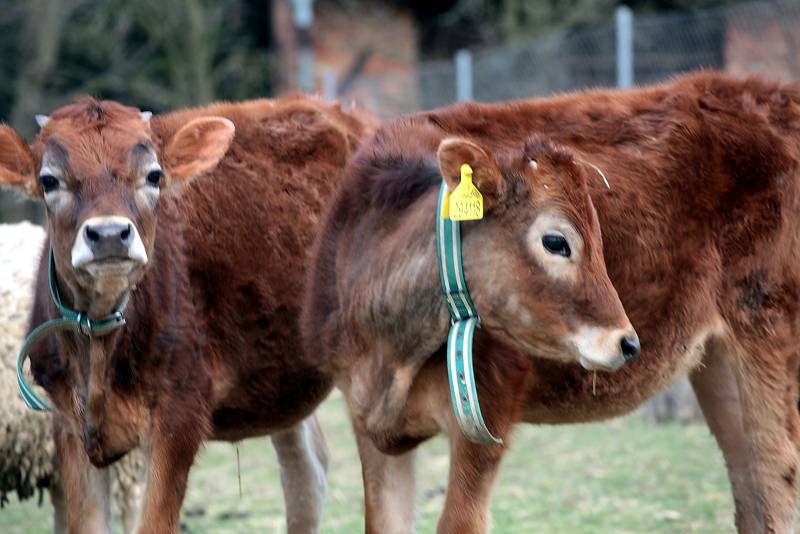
left=162, top=117, right=235, bottom=184
left=437, top=137, right=502, bottom=203
left=0, top=125, right=37, bottom=197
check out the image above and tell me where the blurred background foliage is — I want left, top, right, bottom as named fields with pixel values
left=1, top=0, right=274, bottom=138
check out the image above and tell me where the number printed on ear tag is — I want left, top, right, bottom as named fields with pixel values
left=449, top=163, right=483, bottom=221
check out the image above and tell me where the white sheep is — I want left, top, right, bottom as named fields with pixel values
left=0, top=221, right=145, bottom=533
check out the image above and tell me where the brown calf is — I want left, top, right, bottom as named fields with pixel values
left=304, top=71, right=800, bottom=533
left=303, top=120, right=638, bottom=530
left=0, top=95, right=371, bottom=532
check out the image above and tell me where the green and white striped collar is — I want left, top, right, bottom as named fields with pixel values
left=436, top=182, right=502, bottom=445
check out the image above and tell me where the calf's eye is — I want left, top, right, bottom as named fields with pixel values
left=146, top=169, right=163, bottom=187
left=542, top=233, right=571, bottom=258
left=39, top=174, right=59, bottom=193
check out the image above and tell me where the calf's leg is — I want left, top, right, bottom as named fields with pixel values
left=111, top=447, right=146, bottom=533
left=354, top=427, right=417, bottom=534
left=436, top=429, right=506, bottom=534
left=53, top=414, right=112, bottom=534
left=48, top=478, right=67, bottom=534
left=726, top=335, right=800, bottom=533
left=271, top=415, right=330, bottom=534
left=347, top=357, right=456, bottom=534
left=136, top=427, right=200, bottom=534
left=690, top=337, right=760, bottom=533
left=436, top=345, right=525, bottom=534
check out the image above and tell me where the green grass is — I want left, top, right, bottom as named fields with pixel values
left=0, top=392, right=735, bottom=533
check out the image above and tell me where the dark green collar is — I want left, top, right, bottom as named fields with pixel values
left=47, top=248, right=127, bottom=336
left=17, top=249, right=127, bottom=411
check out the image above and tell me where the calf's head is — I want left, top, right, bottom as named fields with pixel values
left=438, top=135, right=638, bottom=371
left=0, top=98, right=234, bottom=316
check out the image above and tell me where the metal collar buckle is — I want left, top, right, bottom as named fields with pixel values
left=76, top=313, right=92, bottom=336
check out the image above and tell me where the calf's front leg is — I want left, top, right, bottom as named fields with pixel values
left=53, top=413, right=112, bottom=534
left=111, top=447, right=146, bottom=533
left=136, top=424, right=201, bottom=534
left=436, top=345, right=525, bottom=534
left=353, top=426, right=417, bottom=534
left=48, top=475, right=67, bottom=534
left=436, top=429, right=507, bottom=534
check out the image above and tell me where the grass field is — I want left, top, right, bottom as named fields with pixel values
left=0, top=392, right=736, bottom=533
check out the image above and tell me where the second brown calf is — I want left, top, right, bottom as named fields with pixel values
left=303, top=120, right=638, bottom=531
left=304, top=71, right=800, bottom=533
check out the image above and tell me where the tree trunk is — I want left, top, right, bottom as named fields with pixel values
left=0, top=0, right=63, bottom=224
left=10, top=0, right=68, bottom=137
left=272, top=0, right=298, bottom=93
left=184, top=0, right=214, bottom=105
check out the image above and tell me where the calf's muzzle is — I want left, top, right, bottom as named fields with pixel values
left=71, top=215, right=148, bottom=269
left=84, top=221, right=133, bottom=259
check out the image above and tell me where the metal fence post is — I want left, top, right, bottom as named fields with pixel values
left=322, top=69, right=337, bottom=101
left=615, top=5, right=634, bottom=89
left=291, top=0, right=314, bottom=93
left=455, top=49, right=473, bottom=102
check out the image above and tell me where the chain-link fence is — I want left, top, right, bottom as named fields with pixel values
left=349, top=0, right=800, bottom=119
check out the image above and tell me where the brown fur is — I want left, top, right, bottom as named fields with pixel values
left=1, top=95, right=372, bottom=532
left=303, top=71, right=800, bottom=533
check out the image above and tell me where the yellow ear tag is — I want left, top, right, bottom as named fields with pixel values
left=448, top=163, right=483, bottom=221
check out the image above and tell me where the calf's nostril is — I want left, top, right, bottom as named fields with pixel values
left=120, top=224, right=131, bottom=243
left=620, top=336, right=640, bottom=361
left=85, top=226, right=100, bottom=243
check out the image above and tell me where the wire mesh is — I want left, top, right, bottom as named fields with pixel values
left=353, top=0, right=800, bottom=117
